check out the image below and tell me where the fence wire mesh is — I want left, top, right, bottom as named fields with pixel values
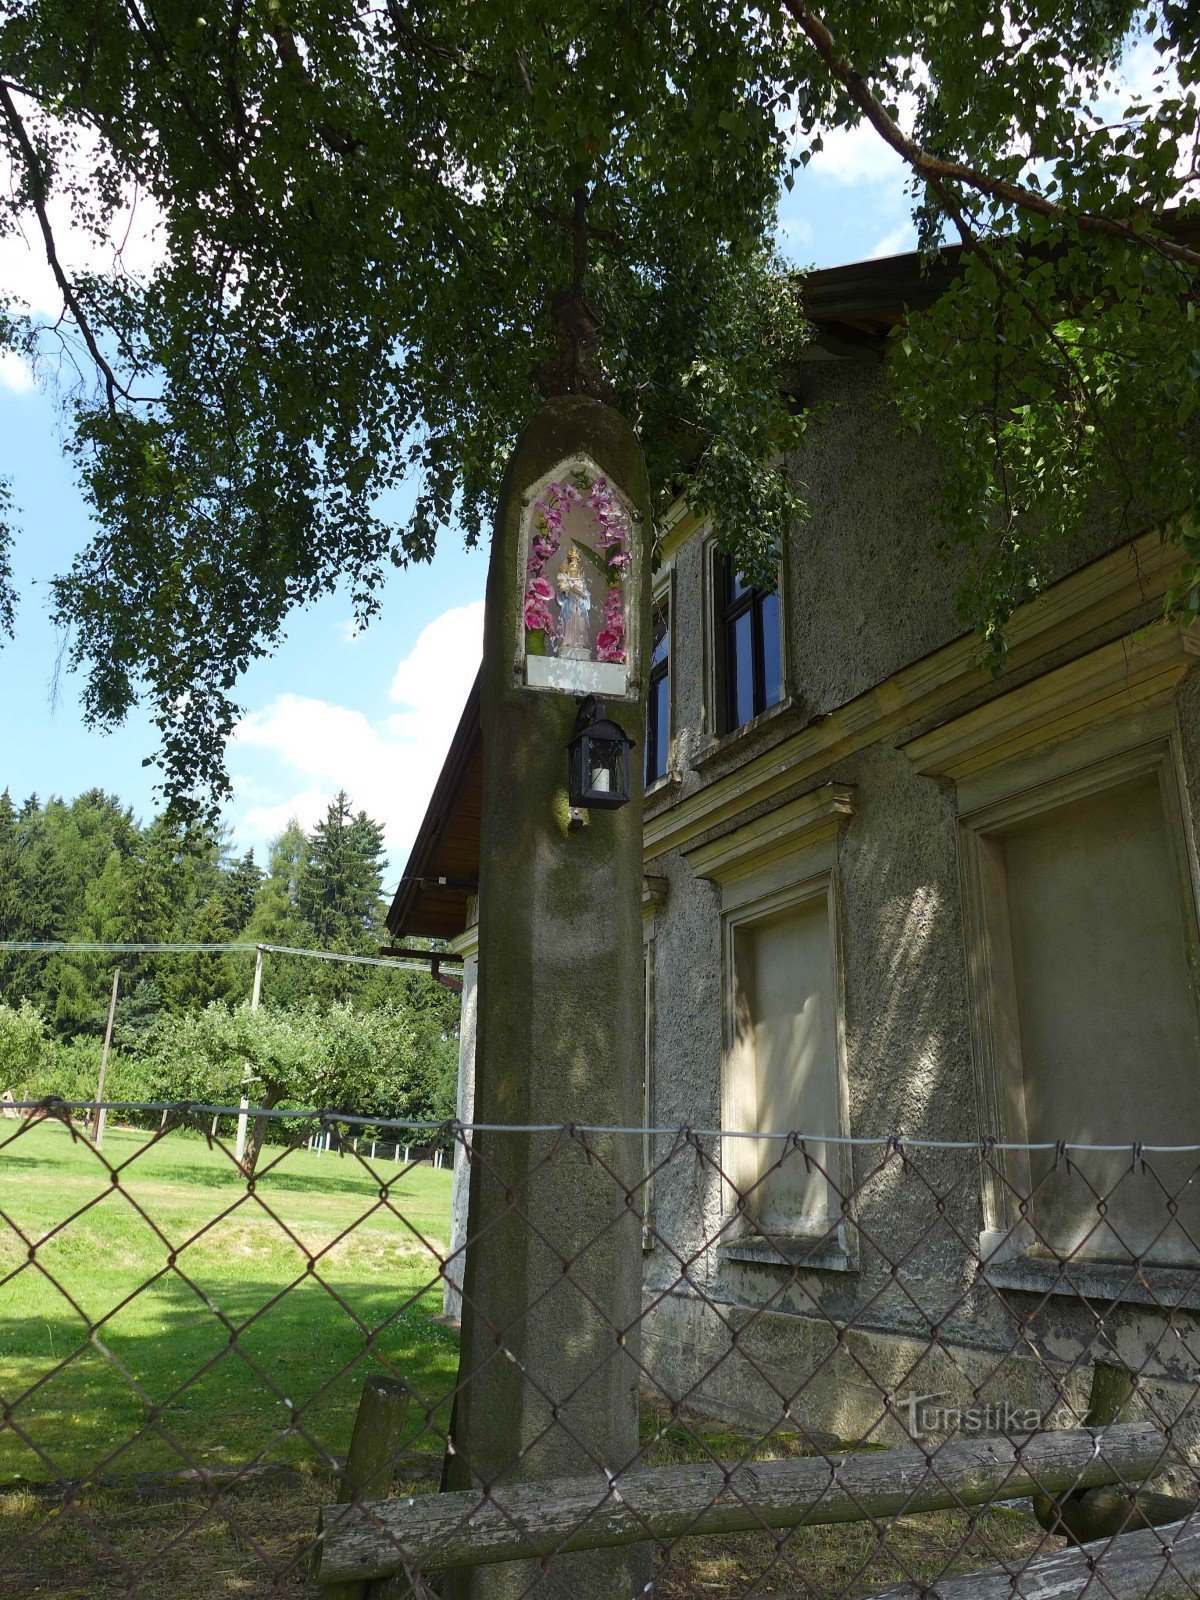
left=2, top=1101, right=1200, bottom=1599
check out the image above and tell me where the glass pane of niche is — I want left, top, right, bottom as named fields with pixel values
left=1000, top=772, right=1200, bottom=1265
left=522, top=467, right=635, bottom=697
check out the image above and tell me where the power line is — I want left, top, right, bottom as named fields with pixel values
left=0, top=940, right=435, bottom=973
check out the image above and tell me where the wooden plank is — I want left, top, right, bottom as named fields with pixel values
left=315, top=1423, right=1166, bottom=1585
left=865, top=1514, right=1200, bottom=1600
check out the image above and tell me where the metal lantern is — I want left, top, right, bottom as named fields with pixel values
left=568, top=696, right=634, bottom=810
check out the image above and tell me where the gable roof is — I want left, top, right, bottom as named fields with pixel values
left=386, top=671, right=482, bottom=940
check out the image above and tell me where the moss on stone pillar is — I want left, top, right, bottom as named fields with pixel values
left=442, top=396, right=651, bottom=1600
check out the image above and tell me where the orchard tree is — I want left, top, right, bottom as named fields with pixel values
left=137, top=998, right=438, bottom=1171
left=0, top=1, right=1196, bottom=806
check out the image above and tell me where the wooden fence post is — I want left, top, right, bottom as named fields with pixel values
left=321, top=1376, right=410, bottom=1600
left=1034, top=1359, right=1192, bottom=1542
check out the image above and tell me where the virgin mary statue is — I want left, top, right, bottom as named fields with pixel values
left=553, top=544, right=594, bottom=661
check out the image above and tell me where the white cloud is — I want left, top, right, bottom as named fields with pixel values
left=1, top=94, right=165, bottom=322
left=231, top=600, right=484, bottom=869
left=806, top=118, right=911, bottom=188
left=0, top=349, right=34, bottom=394
left=387, top=601, right=484, bottom=734
left=868, top=221, right=918, bottom=259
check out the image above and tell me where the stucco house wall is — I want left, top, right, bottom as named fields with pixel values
left=637, top=356, right=1200, bottom=1444
left=402, top=314, right=1200, bottom=1447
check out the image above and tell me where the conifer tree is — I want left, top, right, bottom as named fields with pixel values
left=296, top=792, right=386, bottom=953
left=219, top=850, right=262, bottom=936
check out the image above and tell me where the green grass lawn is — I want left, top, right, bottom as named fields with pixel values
left=0, top=1116, right=458, bottom=1486
left=0, top=1117, right=1059, bottom=1598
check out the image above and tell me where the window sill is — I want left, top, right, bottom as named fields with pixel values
left=982, top=1251, right=1200, bottom=1310
left=719, top=1227, right=856, bottom=1274
left=692, top=696, right=797, bottom=771
left=644, top=769, right=683, bottom=805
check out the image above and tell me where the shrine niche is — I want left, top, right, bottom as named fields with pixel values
left=519, top=461, right=638, bottom=698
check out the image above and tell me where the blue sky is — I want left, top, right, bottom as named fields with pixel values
left=0, top=121, right=915, bottom=880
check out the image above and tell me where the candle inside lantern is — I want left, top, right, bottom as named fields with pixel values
left=590, top=764, right=612, bottom=793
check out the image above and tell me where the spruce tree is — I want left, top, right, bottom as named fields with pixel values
left=296, top=792, right=386, bottom=953
left=219, top=850, right=262, bottom=937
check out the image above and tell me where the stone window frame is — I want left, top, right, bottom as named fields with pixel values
left=957, top=718, right=1200, bottom=1303
left=698, top=528, right=793, bottom=751
left=716, top=852, right=857, bottom=1274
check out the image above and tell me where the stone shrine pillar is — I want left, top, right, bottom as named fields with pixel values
left=442, top=395, right=650, bottom=1600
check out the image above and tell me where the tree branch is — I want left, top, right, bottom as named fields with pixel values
left=0, top=78, right=126, bottom=411
left=927, top=171, right=1139, bottom=528
left=532, top=203, right=626, bottom=250
left=782, top=0, right=1200, bottom=270
left=265, top=17, right=365, bottom=157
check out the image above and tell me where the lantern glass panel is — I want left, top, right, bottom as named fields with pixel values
left=586, top=737, right=624, bottom=799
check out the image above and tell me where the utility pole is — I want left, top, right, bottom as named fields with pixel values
left=92, top=968, right=120, bottom=1148
left=235, top=944, right=265, bottom=1164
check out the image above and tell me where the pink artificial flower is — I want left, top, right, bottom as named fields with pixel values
left=608, top=550, right=632, bottom=571
left=528, top=576, right=554, bottom=602
left=525, top=598, right=553, bottom=632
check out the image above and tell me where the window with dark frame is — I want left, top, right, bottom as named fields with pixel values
left=645, top=600, right=670, bottom=785
left=718, top=556, right=781, bottom=733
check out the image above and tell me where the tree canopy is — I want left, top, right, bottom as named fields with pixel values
left=0, top=786, right=461, bottom=1144
left=0, top=1, right=1196, bottom=804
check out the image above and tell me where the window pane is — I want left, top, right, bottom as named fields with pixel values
left=759, top=590, right=782, bottom=709
left=728, top=612, right=754, bottom=729
left=1002, top=775, right=1200, bottom=1264
left=729, top=567, right=752, bottom=602
left=650, top=605, right=669, bottom=670
left=646, top=675, right=669, bottom=782
left=729, top=898, right=840, bottom=1234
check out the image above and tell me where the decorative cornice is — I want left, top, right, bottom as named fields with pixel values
left=447, top=924, right=480, bottom=961
left=682, top=782, right=855, bottom=884
left=902, top=624, right=1196, bottom=781
left=656, top=501, right=705, bottom=567
left=642, top=875, right=670, bottom=913
left=644, top=531, right=1184, bottom=862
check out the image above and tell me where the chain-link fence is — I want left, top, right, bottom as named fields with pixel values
left=3, top=1101, right=1200, bottom=1599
